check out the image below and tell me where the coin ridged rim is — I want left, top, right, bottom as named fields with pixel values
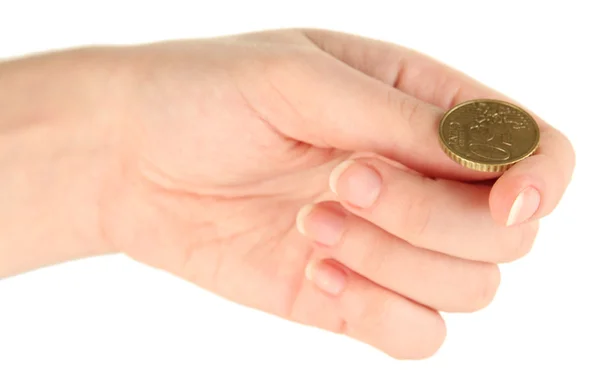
left=438, top=99, right=540, bottom=172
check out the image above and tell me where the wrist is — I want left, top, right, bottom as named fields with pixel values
left=0, top=47, right=128, bottom=277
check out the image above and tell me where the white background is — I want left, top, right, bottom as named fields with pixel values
left=1, top=1, right=599, bottom=383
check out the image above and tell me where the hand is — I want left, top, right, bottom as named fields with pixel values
left=91, top=29, right=575, bottom=359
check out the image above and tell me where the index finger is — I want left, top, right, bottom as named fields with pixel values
left=303, top=29, right=575, bottom=225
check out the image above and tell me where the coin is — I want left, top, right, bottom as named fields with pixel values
left=438, top=99, right=540, bottom=172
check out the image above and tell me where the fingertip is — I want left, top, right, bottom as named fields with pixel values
left=489, top=173, right=542, bottom=226
left=488, top=124, right=575, bottom=225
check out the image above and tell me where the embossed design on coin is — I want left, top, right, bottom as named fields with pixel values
left=439, top=99, right=540, bottom=172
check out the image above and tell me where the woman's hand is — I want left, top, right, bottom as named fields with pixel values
left=101, top=29, right=574, bottom=359
left=1, top=29, right=575, bottom=359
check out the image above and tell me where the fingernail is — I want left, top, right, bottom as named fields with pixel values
left=296, top=203, right=315, bottom=236
left=329, top=160, right=382, bottom=208
left=296, top=204, right=346, bottom=246
left=305, top=260, right=347, bottom=296
left=506, top=187, right=541, bottom=226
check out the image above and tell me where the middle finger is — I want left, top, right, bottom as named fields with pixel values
left=327, top=156, right=539, bottom=263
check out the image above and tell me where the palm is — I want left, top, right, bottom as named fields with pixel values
left=102, top=42, right=349, bottom=324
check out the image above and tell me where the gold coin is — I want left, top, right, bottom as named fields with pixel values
left=439, top=99, right=540, bottom=172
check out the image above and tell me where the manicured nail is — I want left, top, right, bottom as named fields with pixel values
left=305, top=260, right=347, bottom=296
left=329, top=160, right=382, bottom=208
left=506, top=187, right=541, bottom=226
left=296, top=204, right=346, bottom=246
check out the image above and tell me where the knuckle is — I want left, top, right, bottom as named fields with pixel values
left=401, top=187, right=433, bottom=242
left=408, top=314, right=447, bottom=360
left=354, top=220, right=391, bottom=277
left=463, top=264, right=502, bottom=312
left=354, top=287, right=447, bottom=360
left=398, top=97, right=424, bottom=128
left=384, top=92, right=431, bottom=134
left=350, top=293, right=391, bottom=335
left=365, top=295, right=393, bottom=326
left=261, top=49, right=314, bottom=83
left=355, top=229, right=388, bottom=278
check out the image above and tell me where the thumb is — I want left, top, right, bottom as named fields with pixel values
left=268, top=50, right=491, bottom=181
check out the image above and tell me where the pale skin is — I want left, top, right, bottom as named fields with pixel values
left=0, top=29, right=575, bottom=359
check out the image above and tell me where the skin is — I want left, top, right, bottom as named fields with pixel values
left=0, top=29, right=575, bottom=360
